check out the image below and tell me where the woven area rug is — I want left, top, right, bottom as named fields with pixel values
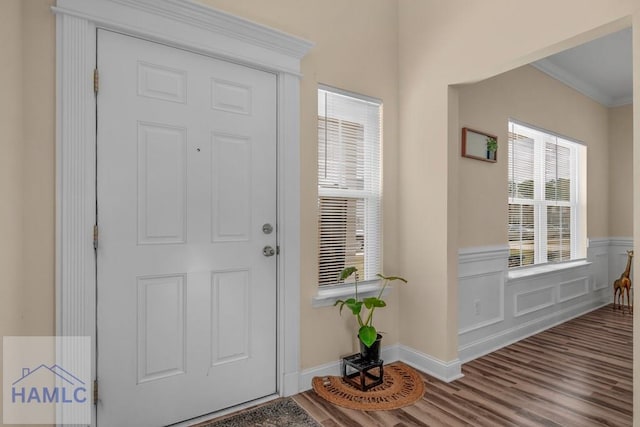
left=312, top=362, right=425, bottom=411
left=195, top=398, right=320, bottom=427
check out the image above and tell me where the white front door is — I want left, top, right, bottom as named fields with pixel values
left=96, top=29, right=277, bottom=426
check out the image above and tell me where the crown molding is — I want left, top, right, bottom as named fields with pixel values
left=107, top=0, right=313, bottom=59
left=54, top=0, right=313, bottom=75
left=531, top=59, right=619, bottom=107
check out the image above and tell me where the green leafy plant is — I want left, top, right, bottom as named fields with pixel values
left=486, top=136, right=498, bottom=153
left=334, top=267, right=407, bottom=348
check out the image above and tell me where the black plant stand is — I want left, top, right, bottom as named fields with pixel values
left=341, top=353, right=384, bottom=391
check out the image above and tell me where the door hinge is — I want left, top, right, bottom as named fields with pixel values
left=93, top=379, right=98, bottom=404
left=93, top=224, right=99, bottom=250
left=93, top=68, right=99, bottom=95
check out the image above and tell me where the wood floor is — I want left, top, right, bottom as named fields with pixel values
left=294, top=305, right=633, bottom=426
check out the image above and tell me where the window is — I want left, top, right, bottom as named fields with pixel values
left=508, top=120, right=586, bottom=268
left=317, top=87, right=382, bottom=287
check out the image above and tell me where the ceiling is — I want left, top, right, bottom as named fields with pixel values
left=532, top=28, right=632, bottom=108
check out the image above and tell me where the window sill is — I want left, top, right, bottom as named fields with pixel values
left=507, top=259, right=591, bottom=281
left=312, top=281, right=390, bottom=308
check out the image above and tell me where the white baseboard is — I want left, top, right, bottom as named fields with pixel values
left=282, top=371, right=299, bottom=397
left=297, top=343, right=460, bottom=392
left=298, top=345, right=400, bottom=392
left=298, top=360, right=340, bottom=393
left=397, top=345, right=463, bottom=382
left=458, top=298, right=609, bottom=363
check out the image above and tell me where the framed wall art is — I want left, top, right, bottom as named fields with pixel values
left=461, top=127, right=497, bottom=163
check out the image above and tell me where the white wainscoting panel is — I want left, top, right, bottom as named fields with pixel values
left=457, top=239, right=629, bottom=363
left=589, top=238, right=611, bottom=292
left=458, top=245, right=507, bottom=335
left=459, top=271, right=504, bottom=333
left=557, top=276, right=590, bottom=303
left=514, top=285, right=555, bottom=317
left=609, top=238, right=634, bottom=285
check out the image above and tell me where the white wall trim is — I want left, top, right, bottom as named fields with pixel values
left=54, top=1, right=312, bottom=425
left=531, top=59, right=624, bottom=107
left=590, top=236, right=634, bottom=248
left=459, top=314, right=504, bottom=334
left=398, top=345, right=463, bottom=383
left=507, top=259, right=591, bottom=281
left=107, top=0, right=312, bottom=59
left=588, top=237, right=611, bottom=248
left=458, top=270, right=504, bottom=334
left=557, top=276, right=590, bottom=303
left=458, top=238, right=632, bottom=364
left=298, top=345, right=400, bottom=392
left=458, top=246, right=507, bottom=336
left=53, top=0, right=312, bottom=76
left=298, top=361, right=341, bottom=392
left=513, top=285, right=555, bottom=317
left=55, top=12, right=98, bottom=425
left=610, top=237, right=634, bottom=247
left=459, top=299, right=609, bottom=363
left=297, top=344, right=462, bottom=392
left=593, top=252, right=610, bottom=290
left=459, top=244, right=509, bottom=264
left=311, top=282, right=390, bottom=308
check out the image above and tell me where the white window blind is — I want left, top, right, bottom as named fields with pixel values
left=508, top=120, right=585, bottom=268
left=317, top=87, right=382, bottom=287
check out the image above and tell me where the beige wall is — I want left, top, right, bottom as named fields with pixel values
left=0, top=0, right=55, bottom=423
left=21, top=0, right=56, bottom=336
left=0, top=2, right=25, bottom=406
left=397, top=0, right=638, bottom=362
left=458, top=65, right=611, bottom=248
left=4, top=1, right=640, bottom=420
left=609, top=104, right=634, bottom=237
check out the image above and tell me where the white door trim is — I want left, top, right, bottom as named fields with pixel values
left=54, top=1, right=312, bottom=425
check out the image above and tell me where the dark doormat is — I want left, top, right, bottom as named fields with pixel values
left=193, top=397, right=321, bottom=427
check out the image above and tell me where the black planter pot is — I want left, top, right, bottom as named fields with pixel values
left=358, top=333, right=382, bottom=361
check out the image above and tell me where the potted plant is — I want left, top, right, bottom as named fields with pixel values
left=486, top=136, right=498, bottom=160
left=334, top=266, right=407, bottom=360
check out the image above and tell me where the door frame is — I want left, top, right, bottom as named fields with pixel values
left=54, top=1, right=312, bottom=425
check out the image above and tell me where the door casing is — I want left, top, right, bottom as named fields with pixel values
left=54, top=1, right=312, bottom=425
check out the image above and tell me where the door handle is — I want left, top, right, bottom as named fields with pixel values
left=263, top=246, right=276, bottom=257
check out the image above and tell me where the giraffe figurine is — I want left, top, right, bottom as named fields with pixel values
left=613, top=250, right=634, bottom=313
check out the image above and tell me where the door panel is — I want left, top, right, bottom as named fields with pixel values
left=97, top=30, right=277, bottom=427
left=137, top=123, right=187, bottom=244
left=211, top=270, right=250, bottom=365
left=136, top=274, right=186, bottom=383
left=211, top=133, right=252, bottom=241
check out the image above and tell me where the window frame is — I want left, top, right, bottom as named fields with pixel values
left=316, top=85, right=383, bottom=289
left=508, top=119, right=586, bottom=269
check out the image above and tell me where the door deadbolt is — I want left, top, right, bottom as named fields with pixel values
left=263, top=246, right=276, bottom=257
left=262, top=223, right=273, bottom=234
